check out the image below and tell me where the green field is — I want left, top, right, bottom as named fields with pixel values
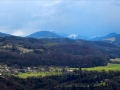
left=15, top=58, right=120, bottom=78
left=82, top=63, right=120, bottom=71
left=15, top=72, right=62, bottom=78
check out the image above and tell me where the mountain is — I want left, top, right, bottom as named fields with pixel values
left=27, top=31, right=61, bottom=38
left=91, top=32, right=118, bottom=41
left=102, top=34, right=120, bottom=46
left=68, top=34, right=89, bottom=40
left=76, top=35, right=89, bottom=40
left=54, top=32, right=68, bottom=38
left=114, top=34, right=120, bottom=42
left=89, top=32, right=120, bottom=47
left=0, top=32, right=11, bottom=37
left=68, top=34, right=77, bottom=39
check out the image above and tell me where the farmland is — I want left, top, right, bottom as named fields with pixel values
left=82, top=63, right=120, bottom=71
left=15, top=72, right=62, bottom=78
left=15, top=58, right=120, bottom=78
left=16, top=60, right=120, bottom=78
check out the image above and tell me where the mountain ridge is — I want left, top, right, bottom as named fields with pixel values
left=91, top=32, right=118, bottom=41
left=27, top=31, right=61, bottom=38
left=0, top=31, right=120, bottom=44
left=0, top=32, right=11, bottom=37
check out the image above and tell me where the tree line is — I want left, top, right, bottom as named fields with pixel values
left=0, top=70, right=120, bottom=90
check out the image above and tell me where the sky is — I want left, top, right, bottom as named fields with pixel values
left=0, top=0, right=120, bottom=37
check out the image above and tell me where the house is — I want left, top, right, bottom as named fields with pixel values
left=67, top=70, right=73, bottom=73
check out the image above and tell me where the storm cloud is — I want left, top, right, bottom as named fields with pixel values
left=0, top=0, right=120, bottom=37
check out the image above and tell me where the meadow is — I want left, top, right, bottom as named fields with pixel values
left=16, top=58, right=120, bottom=78
left=15, top=71, right=62, bottom=78
left=82, top=63, right=120, bottom=71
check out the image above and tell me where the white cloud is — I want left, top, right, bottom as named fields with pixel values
left=68, top=34, right=77, bottom=39
left=12, top=30, right=25, bottom=36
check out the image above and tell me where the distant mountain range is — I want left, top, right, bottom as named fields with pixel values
left=102, top=34, right=120, bottom=46
left=90, top=32, right=120, bottom=45
left=27, top=31, right=119, bottom=41
left=91, top=32, right=118, bottom=41
left=68, top=34, right=89, bottom=40
left=0, top=32, right=11, bottom=37
left=0, top=31, right=119, bottom=44
left=27, top=31, right=89, bottom=40
left=76, top=35, right=89, bottom=40
left=26, top=31, right=120, bottom=46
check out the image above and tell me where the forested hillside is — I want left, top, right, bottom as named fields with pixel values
left=0, top=36, right=113, bottom=68
left=0, top=70, right=120, bottom=90
left=0, top=36, right=120, bottom=90
left=76, top=39, right=120, bottom=58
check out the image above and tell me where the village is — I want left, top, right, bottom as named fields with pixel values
left=0, top=64, right=74, bottom=76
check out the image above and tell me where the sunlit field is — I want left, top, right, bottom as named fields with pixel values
left=15, top=72, right=62, bottom=78
left=82, top=63, right=120, bottom=71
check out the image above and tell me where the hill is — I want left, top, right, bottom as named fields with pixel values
left=0, top=36, right=109, bottom=68
left=0, top=32, right=11, bottom=37
left=102, top=34, right=120, bottom=46
left=27, top=31, right=61, bottom=38
left=76, top=39, right=120, bottom=58
left=90, top=32, right=120, bottom=47
left=91, top=32, right=117, bottom=41
left=76, top=34, right=89, bottom=40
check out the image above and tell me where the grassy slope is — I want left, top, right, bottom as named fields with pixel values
left=82, top=63, right=120, bottom=71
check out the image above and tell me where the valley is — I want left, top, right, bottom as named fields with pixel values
left=0, top=59, right=120, bottom=78
left=1, top=0, right=120, bottom=89
left=0, top=35, right=119, bottom=90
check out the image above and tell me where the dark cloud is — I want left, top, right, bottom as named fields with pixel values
left=0, top=0, right=120, bottom=37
